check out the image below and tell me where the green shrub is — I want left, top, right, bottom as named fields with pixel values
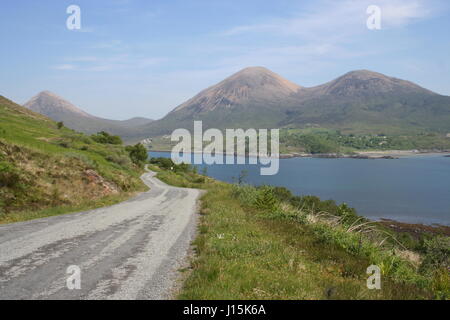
left=58, top=141, right=70, bottom=148
left=150, top=157, right=175, bottom=169
left=231, top=184, right=259, bottom=206
left=271, top=186, right=294, bottom=202
left=126, top=143, right=148, bottom=165
left=150, top=157, right=192, bottom=173
left=431, top=268, right=450, bottom=300
left=419, top=236, right=450, bottom=274
left=254, top=186, right=279, bottom=212
left=91, top=131, right=123, bottom=145
left=105, top=154, right=132, bottom=167
left=0, top=161, right=21, bottom=188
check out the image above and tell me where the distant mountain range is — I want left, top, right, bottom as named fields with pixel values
left=22, top=67, right=450, bottom=142
left=24, top=91, right=153, bottom=137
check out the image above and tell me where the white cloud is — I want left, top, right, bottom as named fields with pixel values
left=382, top=1, right=432, bottom=26
left=53, top=64, right=76, bottom=70
left=55, top=54, right=168, bottom=72
left=223, top=0, right=440, bottom=38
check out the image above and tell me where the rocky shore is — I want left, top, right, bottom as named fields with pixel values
left=280, top=149, right=450, bottom=160
left=149, top=149, right=450, bottom=160
left=378, top=219, right=450, bottom=237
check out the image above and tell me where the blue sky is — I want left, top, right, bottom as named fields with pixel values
left=1, top=0, right=449, bottom=120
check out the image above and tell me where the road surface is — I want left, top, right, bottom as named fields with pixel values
left=0, top=169, right=201, bottom=300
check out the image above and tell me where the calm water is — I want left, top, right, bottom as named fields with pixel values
left=150, top=151, right=450, bottom=226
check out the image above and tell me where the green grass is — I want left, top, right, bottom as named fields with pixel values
left=0, top=95, right=147, bottom=223
left=152, top=166, right=447, bottom=300
left=0, top=191, right=136, bottom=225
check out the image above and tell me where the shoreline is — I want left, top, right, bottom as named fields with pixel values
left=377, top=219, right=450, bottom=237
left=148, top=149, right=450, bottom=160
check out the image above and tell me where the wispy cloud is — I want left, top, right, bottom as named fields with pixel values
left=215, top=0, right=444, bottom=80
left=54, top=54, right=168, bottom=72
left=382, top=1, right=432, bottom=26
left=53, top=64, right=77, bottom=71
left=223, top=0, right=440, bottom=38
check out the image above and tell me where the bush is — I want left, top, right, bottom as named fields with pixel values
left=231, top=184, right=259, bottom=206
left=289, top=195, right=359, bottom=224
left=419, top=236, right=450, bottom=274
left=150, top=157, right=192, bottom=173
left=58, top=141, right=70, bottom=148
left=272, top=186, right=294, bottom=202
left=106, top=154, right=132, bottom=167
left=91, top=131, right=123, bottom=145
left=126, top=143, right=148, bottom=165
left=254, top=186, right=279, bottom=212
left=0, top=161, right=21, bottom=188
left=150, top=157, right=175, bottom=169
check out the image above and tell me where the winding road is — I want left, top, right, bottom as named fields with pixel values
left=0, top=169, right=201, bottom=300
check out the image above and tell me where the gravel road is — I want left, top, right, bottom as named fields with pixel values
left=0, top=169, right=201, bottom=300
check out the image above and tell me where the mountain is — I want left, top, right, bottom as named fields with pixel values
left=172, top=66, right=301, bottom=114
left=303, top=70, right=432, bottom=98
left=135, top=68, right=450, bottom=140
left=23, top=67, right=450, bottom=143
left=135, top=67, right=303, bottom=138
left=24, top=91, right=153, bottom=137
left=281, top=70, right=450, bottom=133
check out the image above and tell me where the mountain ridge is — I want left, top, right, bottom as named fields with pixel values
left=24, top=91, right=153, bottom=137
left=133, top=67, right=450, bottom=140
left=21, top=67, right=450, bottom=142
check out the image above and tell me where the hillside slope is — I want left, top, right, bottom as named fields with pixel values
left=24, top=91, right=153, bottom=136
left=0, top=95, right=146, bottom=223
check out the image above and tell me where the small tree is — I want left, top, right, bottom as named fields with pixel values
left=91, top=131, right=123, bottom=145
left=57, top=121, right=64, bottom=129
left=238, top=170, right=248, bottom=185
left=254, top=186, right=279, bottom=212
left=126, top=143, right=148, bottom=165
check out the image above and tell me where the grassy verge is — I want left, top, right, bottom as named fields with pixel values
left=150, top=160, right=449, bottom=300
left=0, top=95, right=148, bottom=224
left=0, top=191, right=140, bottom=225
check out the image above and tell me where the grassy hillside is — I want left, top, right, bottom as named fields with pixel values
left=0, top=96, right=147, bottom=224
left=149, top=161, right=449, bottom=300
left=281, top=92, right=450, bottom=135
left=143, top=128, right=450, bottom=155
left=279, top=128, right=450, bottom=154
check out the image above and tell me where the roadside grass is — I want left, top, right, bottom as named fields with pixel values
left=0, top=191, right=138, bottom=225
left=153, top=166, right=446, bottom=300
left=0, top=96, right=147, bottom=223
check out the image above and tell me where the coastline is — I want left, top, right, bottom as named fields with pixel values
left=378, top=219, right=450, bottom=237
left=148, top=148, right=450, bottom=160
